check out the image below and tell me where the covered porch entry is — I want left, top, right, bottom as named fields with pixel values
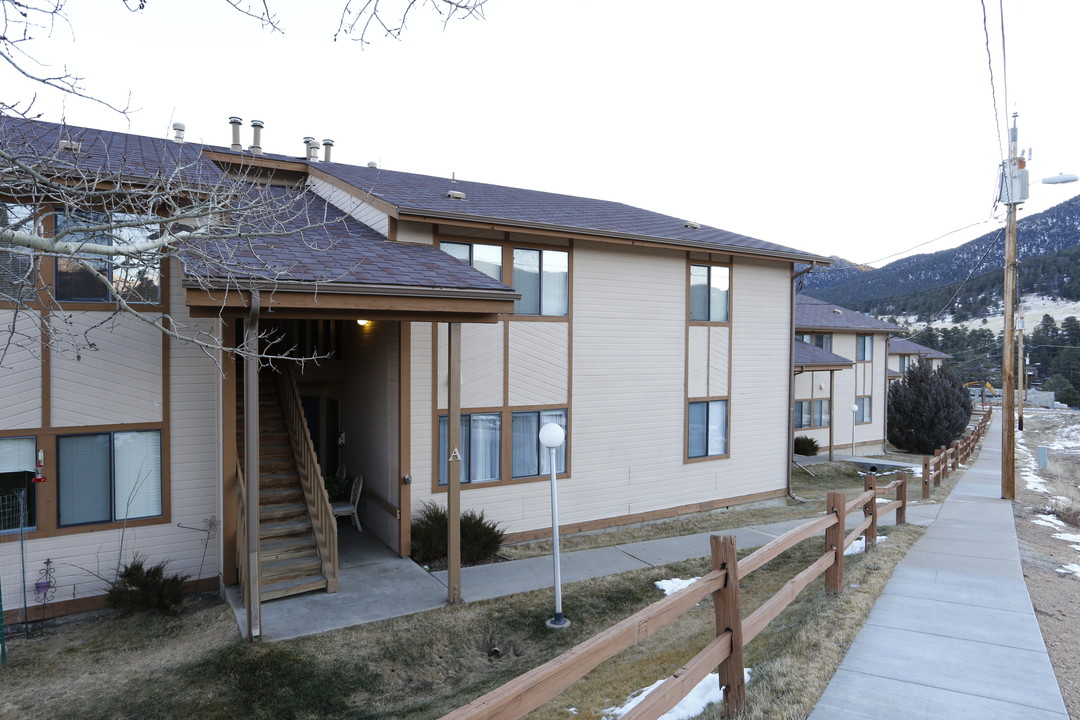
left=186, top=284, right=514, bottom=639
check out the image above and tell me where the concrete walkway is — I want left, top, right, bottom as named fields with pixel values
left=809, top=417, right=1068, bottom=720
left=232, top=470, right=933, bottom=641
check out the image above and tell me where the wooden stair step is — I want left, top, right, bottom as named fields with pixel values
left=259, top=517, right=313, bottom=539
left=260, top=471, right=302, bottom=488
left=261, top=554, right=322, bottom=580
left=259, top=501, right=307, bottom=520
left=260, top=535, right=318, bottom=561
left=260, top=486, right=303, bottom=504
left=261, top=574, right=328, bottom=601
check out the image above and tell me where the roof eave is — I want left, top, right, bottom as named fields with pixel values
left=398, top=208, right=831, bottom=264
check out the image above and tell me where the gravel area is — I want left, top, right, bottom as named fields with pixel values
left=1015, top=409, right=1080, bottom=720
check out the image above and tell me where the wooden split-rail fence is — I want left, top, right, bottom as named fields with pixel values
left=920, top=408, right=992, bottom=498
left=440, top=473, right=909, bottom=720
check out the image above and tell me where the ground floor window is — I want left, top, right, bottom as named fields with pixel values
left=438, top=408, right=569, bottom=486
left=0, top=436, right=37, bottom=530
left=688, top=399, right=729, bottom=458
left=511, top=409, right=567, bottom=478
left=855, top=396, right=872, bottom=424
left=794, top=399, right=830, bottom=429
left=58, top=430, right=162, bottom=527
left=438, top=414, right=501, bottom=486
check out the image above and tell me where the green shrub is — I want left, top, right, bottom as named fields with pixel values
left=794, top=435, right=819, bottom=456
left=323, top=473, right=350, bottom=503
left=106, top=554, right=188, bottom=615
left=410, top=501, right=505, bottom=565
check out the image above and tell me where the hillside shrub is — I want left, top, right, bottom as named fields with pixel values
left=887, top=361, right=972, bottom=455
left=411, top=501, right=505, bottom=566
left=106, top=554, right=188, bottom=615
left=793, top=435, right=819, bottom=456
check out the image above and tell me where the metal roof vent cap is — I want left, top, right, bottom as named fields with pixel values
left=172, top=122, right=186, bottom=143
left=684, top=221, right=700, bottom=229
left=322, top=139, right=334, bottom=162
left=367, top=161, right=378, bottom=168
left=229, top=117, right=243, bottom=151
left=250, top=120, right=264, bottom=155
left=447, top=190, right=467, bottom=200
left=832, top=308, right=843, bottom=314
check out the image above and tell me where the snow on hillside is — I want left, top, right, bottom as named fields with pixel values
left=900, top=294, right=1080, bottom=335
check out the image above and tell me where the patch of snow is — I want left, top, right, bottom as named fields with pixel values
left=844, top=536, right=887, bottom=556
left=602, top=670, right=752, bottom=720
left=1052, top=532, right=1080, bottom=552
left=655, top=577, right=701, bottom=596
left=1032, top=514, right=1067, bottom=529
left=1056, top=564, right=1080, bottom=579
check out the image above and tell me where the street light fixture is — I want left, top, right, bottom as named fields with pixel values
left=539, top=422, right=569, bottom=629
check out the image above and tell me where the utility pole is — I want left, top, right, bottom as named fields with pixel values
left=1000, top=113, right=1027, bottom=500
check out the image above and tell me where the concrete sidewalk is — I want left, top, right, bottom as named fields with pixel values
left=808, top=417, right=1068, bottom=720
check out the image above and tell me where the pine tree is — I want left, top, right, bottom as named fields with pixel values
left=887, top=362, right=973, bottom=454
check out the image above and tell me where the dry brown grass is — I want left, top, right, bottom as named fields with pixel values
left=0, top=448, right=961, bottom=720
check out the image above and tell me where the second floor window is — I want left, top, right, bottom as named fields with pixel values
left=690, top=264, right=730, bottom=322
left=514, top=248, right=568, bottom=316
left=441, top=241, right=502, bottom=281
left=857, top=334, right=873, bottom=361
left=54, top=211, right=161, bottom=303
left=796, top=333, right=833, bottom=352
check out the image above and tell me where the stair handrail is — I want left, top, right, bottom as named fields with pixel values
left=277, top=366, right=339, bottom=592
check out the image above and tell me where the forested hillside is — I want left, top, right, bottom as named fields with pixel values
left=798, top=193, right=1080, bottom=322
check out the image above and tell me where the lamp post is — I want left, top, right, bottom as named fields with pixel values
left=850, top=403, right=859, bottom=457
left=539, top=422, right=569, bottom=629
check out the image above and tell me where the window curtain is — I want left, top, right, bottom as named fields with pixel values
left=58, top=434, right=111, bottom=526
left=707, top=400, right=728, bottom=455
left=538, top=409, right=567, bottom=474
left=469, top=414, right=500, bottom=483
left=513, top=249, right=541, bottom=314
left=511, top=412, right=539, bottom=478
left=540, top=251, right=569, bottom=316
left=688, top=402, right=708, bottom=457
left=113, top=431, right=162, bottom=520
left=437, top=416, right=469, bottom=486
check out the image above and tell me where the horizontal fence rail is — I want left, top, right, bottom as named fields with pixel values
left=441, top=473, right=910, bottom=720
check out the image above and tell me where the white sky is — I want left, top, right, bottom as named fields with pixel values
left=10, top=0, right=1080, bottom=266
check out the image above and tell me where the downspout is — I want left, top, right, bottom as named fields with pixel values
left=243, top=290, right=262, bottom=641
left=788, top=262, right=819, bottom=499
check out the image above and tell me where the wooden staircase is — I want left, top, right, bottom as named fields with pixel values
left=238, top=371, right=329, bottom=601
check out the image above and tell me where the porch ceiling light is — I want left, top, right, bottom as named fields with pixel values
left=356, top=319, right=369, bottom=326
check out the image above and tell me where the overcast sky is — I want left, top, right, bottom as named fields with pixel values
left=10, top=0, right=1080, bottom=266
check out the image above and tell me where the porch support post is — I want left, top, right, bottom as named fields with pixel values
left=244, top=291, right=262, bottom=640
left=446, top=322, right=463, bottom=603
left=828, top=369, right=836, bottom=461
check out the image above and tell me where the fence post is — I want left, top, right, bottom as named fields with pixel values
left=864, top=473, right=878, bottom=549
left=711, top=535, right=745, bottom=717
left=922, top=456, right=931, bottom=499
left=895, top=471, right=907, bottom=525
left=934, top=448, right=944, bottom=486
left=825, top=491, right=846, bottom=594
left=951, top=441, right=961, bottom=470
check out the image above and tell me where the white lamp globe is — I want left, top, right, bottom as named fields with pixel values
left=539, top=423, right=566, bottom=449
left=851, top=404, right=859, bottom=413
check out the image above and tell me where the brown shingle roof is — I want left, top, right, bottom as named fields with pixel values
left=795, top=295, right=905, bottom=333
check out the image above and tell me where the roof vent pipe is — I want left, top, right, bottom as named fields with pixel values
left=322, top=139, right=334, bottom=162
left=303, top=137, right=317, bottom=162
left=229, top=117, right=243, bottom=151
left=172, top=122, right=186, bottom=143
left=250, top=120, right=264, bottom=155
